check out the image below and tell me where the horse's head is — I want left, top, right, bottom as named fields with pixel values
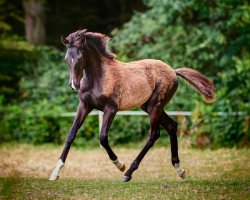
left=61, top=29, right=87, bottom=91
left=62, top=29, right=116, bottom=91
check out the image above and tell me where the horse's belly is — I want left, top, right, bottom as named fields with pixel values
left=119, top=83, right=152, bottom=111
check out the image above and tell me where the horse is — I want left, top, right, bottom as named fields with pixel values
left=49, top=29, right=215, bottom=182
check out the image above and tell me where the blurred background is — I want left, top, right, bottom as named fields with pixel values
left=0, top=0, right=249, bottom=149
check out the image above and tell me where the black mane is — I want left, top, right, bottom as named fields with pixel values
left=67, top=30, right=116, bottom=60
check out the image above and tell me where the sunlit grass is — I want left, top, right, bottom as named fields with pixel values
left=0, top=144, right=249, bottom=199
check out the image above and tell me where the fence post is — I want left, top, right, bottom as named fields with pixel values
left=98, top=111, right=103, bottom=134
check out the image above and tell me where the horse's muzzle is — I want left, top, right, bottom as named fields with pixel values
left=70, top=80, right=79, bottom=91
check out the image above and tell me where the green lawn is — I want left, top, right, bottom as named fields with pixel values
left=1, top=177, right=249, bottom=200
left=0, top=145, right=249, bottom=199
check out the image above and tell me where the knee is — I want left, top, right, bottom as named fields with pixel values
left=148, top=139, right=155, bottom=148
left=66, top=129, right=77, bottom=143
left=99, top=134, right=108, bottom=147
left=66, top=134, right=75, bottom=144
left=148, top=134, right=159, bottom=148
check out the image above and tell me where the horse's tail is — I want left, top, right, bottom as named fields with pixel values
left=175, top=67, right=216, bottom=103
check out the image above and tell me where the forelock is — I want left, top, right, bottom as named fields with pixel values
left=66, top=30, right=86, bottom=47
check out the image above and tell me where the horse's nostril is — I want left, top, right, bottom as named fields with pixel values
left=71, top=80, right=78, bottom=91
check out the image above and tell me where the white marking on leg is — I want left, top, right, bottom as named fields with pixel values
left=174, top=163, right=186, bottom=179
left=49, top=159, right=65, bottom=181
left=112, top=159, right=125, bottom=171
left=71, top=79, right=77, bottom=91
left=71, top=59, right=74, bottom=64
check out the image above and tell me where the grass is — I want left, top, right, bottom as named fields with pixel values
left=1, top=177, right=249, bottom=200
left=0, top=144, right=249, bottom=199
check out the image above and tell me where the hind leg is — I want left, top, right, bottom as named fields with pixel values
left=122, top=89, right=166, bottom=182
left=160, top=112, right=186, bottom=179
left=140, top=105, right=186, bottom=179
left=122, top=105, right=161, bottom=182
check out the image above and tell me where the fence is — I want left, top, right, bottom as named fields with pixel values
left=60, top=110, right=246, bottom=134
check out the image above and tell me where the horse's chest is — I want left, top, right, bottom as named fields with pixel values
left=80, top=87, right=110, bottom=110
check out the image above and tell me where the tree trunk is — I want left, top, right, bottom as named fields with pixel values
left=23, top=0, right=45, bottom=45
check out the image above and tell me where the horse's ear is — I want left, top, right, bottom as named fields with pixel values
left=82, top=35, right=87, bottom=44
left=79, top=29, right=87, bottom=35
left=61, top=35, right=68, bottom=46
left=78, top=29, right=87, bottom=44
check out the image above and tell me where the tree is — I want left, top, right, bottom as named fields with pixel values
left=23, top=0, right=45, bottom=45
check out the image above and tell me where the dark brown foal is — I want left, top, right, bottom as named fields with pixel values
left=49, top=29, right=215, bottom=182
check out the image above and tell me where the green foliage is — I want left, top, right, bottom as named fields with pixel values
left=0, top=44, right=75, bottom=144
left=1, top=0, right=249, bottom=148
left=0, top=36, right=39, bottom=102
left=111, top=0, right=250, bottom=147
left=112, top=0, right=250, bottom=72
left=0, top=0, right=24, bottom=34
left=192, top=53, right=250, bottom=148
left=110, top=115, right=150, bottom=145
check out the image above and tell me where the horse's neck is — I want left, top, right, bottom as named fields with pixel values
left=84, top=54, right=104, bottom=86
left=83, top=45, right=114, bottom=89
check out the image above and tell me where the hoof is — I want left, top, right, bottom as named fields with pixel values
left=179, top=169, right=186, bottom=179
left=174, top=164, right=186, bottom=179
left=49, top=174, right=59, bottom=181
left=119, top=163, right=126, bottom=172
left=121, top=176, right=131, bottom=182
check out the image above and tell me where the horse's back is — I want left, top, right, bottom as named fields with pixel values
left=124, top=59, right=178, bottom=90
left=127, top=59, right=176, bottom=78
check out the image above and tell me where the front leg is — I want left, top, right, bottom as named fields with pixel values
left=99, top=106, right=125, bottom=172
left=49, top=102, right=92, bottom=181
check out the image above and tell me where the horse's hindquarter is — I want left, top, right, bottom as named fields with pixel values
left=111, top=59, right=177, bottom=111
